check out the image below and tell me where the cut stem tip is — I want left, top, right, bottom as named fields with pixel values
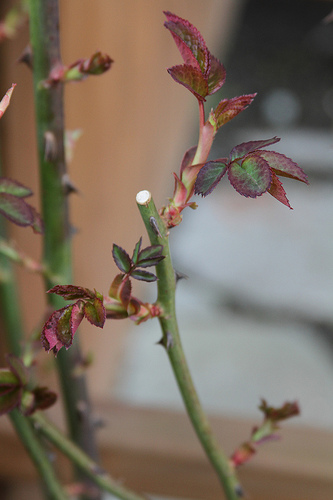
left=136, top=190, right=151, bottom=206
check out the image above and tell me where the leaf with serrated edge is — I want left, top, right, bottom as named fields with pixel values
left=267, top=171, right=291, bottom=208
left=228, top=154, right=271, bottom=198
left=119, top=277, right=132, bottom=308
left=212, top=94, right=256, bottom=130
left=194, top=160, right=228, bottom=197
left=167, top=65, right=208, bottom=101
left=131, top=269, right=157, bottom=282
left=84, top=298, right=105, bottom=328
left=112, top=244, right=132, bottom=273
left=230, top=137, right=280, bottom=162
left=207, top=55, right=226, bottom=95
left=258, top=151, right=308, bottom=184
left=137, top=245, right=163, bottom=262
left=47, top=284, right=95, bottom=300
left=164, top=11, right=210, bottom=75
left=132, top=237, right=142, bottom=265
left=0, top=193, right=34, bottom=226
left=136, top=256, right=165, bottom=269
left=0, top=178, right=32, bottom=198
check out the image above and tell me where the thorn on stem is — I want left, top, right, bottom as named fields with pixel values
left=44, top=131, right=57, bottom=161
left=17, top=45, right=33, bottom=69
left=175, top=269, right=188, bottom=283
left=62, top=173, right=79, bottom=195
left=149, top=216, right=162, bottom=237
left=156, top=330, right=174, bottom=350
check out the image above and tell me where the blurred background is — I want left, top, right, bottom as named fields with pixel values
left=0, top=0, right=333, bottom=498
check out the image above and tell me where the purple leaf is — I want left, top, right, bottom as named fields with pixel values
left=164, top=11, right=210, bottom=76
left=230, top=137, right=280, bottom=162
left=0, top=192, right=34, bottom=226
left=258, top=151, right=308, bottom=184
left=47, top=284, right=96, bottom=301
left=228, top=154, right=271, bottom=198
left=0, top=384, right=21, bottom=415
left=112, top=244, right=132, bottom=273
left=6, top=354, right=28, bottom=385
left=207, top=55, right=226, bottom=95
left=211, top=94, right=256, bottom=130
left=130, top=269, right=157, bottom=282
left=167, top=65, right=208, bottom=101
left=137, top=245, right=164, bottom=263
left=194, top=160, right=228, bottom=197
left=84, top=298, right=106, bottom=328
left=0, top=178, right=32, bottom=198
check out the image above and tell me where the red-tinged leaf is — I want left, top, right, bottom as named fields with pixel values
left=230, top=443, right=256, bottom=468
left=41, top=303, right=84, bottom=355
left=167, top=64, right=208, bottom=101
left=78, top=51, right=113, bottom=75
left=108, top=273, right=125, bottom=300
left=228, top=154, right=271, bottom=198
left=211, top=94, right=256, bottom=130
left=131, top=237, right=142, bottom=265
left=0, top=192, right=34, bottom=226
left=259, top=399, right=300, bottom=423
left=180, top=146, right=197, bottom=175
left=6, top=354, right=28, bottom=385
left=172, top=172, right=188, bottom=206
left=0, top=177, right=32, bottom=198
left=137, top=245, right=163, bottom=263
left=47, top=284, right=95, bottom=301
left=267, top=171, right=291, bottom=208
left=207, top=55, right=226, bottom=95
left=194, top=159, right=228, bottom=197
left=0, top=385, right=21, bottom=415
left=112, top=244, right=132, bottom=273
left=31, top=387, right=57, bottom=412
left=0, top=84, right=16, bottom=119
left=230, top=137, right=280, bottom=162
left=258, top=151, right=308, bottom=184
left=84, top=298, right=105, bottom=328
left=119, top=277, right=131, bottom=307
left=136, top=256, right=165, bottom=269
left=164, top=11, right=210, bottom=75
left=130, top=269, right=157, bottom=282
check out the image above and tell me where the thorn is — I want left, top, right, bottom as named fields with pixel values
left=62, top=173, right=79, bottom=195
left=175, top=269, right=188, bottom=283
left=44, top=131, right=57, bottom=161
left=149, top=216, right=162, bottom=237
left=156, top=330, right=174, bottom=350
left=76, top=400, right=88, bottom=421
left=235, top=484, right=244, bottom=497
left=17, top=44, right=33, bottom=69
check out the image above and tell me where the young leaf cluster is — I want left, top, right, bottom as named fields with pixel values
left=0, top=354, right=56, bottom=416
left=195, top=137, right=308, bottom=208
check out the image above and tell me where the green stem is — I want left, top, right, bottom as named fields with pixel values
left=30, top=412, right=147, bottom=500
left=28, top=0, right=100, bottom=491
left=10, top=409, right=69, bottom=500
left=136, top=190, right=241, bottom=500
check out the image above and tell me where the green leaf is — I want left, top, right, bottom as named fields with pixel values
left=131, top=237, right=142, bottom=265
left=0, top=178, right=32, bottom=198
left=0, top=368, right=20, bottom=394
left=167, top=65, right=208, bottom=101
left=137, top=245, right=164, bottom=265
left=0, top=192, right=34, bottom=226
left=194, top=160, right=228, bottom=197
left=6, top=354, right=28, bottom=385
left=112, top=244, right=132, bottom=273
left=228, top=154, right=271, bottom=198
left=130, top=269, right=157, bottom=282
left=84, top=298, right=106, bottom=328
left=207, top=55, right=226, bottom=95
